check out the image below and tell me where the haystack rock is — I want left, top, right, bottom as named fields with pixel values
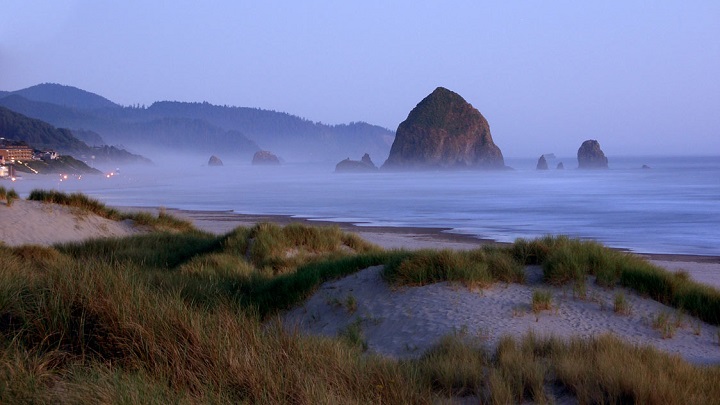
left=536, top=155, right=548, bottom=170
left=382, top=87, right=505, bottom=170
left=577, top=140, right=608, bottom=169
left=557, top=162, right=565, bottom=170
left=208, top=155, right=223, bottom=166
left=335, top=153, right=378, bottom=173
left=252, top=150, right=281, bottom=165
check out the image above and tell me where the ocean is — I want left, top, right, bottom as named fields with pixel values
left=8, top=155, right=720, bottom=256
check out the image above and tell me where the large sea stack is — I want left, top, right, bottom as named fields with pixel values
left=382, top=87, right=505, bottom=170
left=577, top=140, right=608, bottom=169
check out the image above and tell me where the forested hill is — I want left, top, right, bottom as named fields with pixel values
left=0, top=106, right=151, bottom=166
left=0, top=84, right=395, bottom=162
left=140, top=101, right=394, bottom=161
left=7, top=83, right=119, bottom=110
left=0, top=106, right=89, bottom=153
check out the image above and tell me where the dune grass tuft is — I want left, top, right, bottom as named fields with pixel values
left=531, top=290, right=553, bottom=313
left=514, top=235, right=720, bottom=326
left=383, top=247, right=525, bottom=288
left=27, top=189, right=195, bottom=232
left=0, top=186, right=19, bottom=207
left=614, top=291, right=631, bottom=315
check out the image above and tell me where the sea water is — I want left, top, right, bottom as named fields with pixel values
left=8, top=155, right=720, bottom=256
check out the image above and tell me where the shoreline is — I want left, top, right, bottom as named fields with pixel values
left=118, top=205, right=720, bottom=264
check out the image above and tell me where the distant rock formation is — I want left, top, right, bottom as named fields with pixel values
left=208, top=155, right=223, bottom=166
left=335, top=153, right=378, bottom=173
left=382, top=87, right=505, bottom=170
left=536, top=155, right=549, bottom=170
left=557, top=162, right=565, bottom=170
left=577, top=140, right=608, bottom=169
left=252, top=150, right=281, bottom=165
left=642, top=164, right=652, bottom=169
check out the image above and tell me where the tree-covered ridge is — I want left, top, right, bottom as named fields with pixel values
left=7, top=82, right=120, bottom=110
left=0, top=106, right=88, bottom=153
left=0, top=84, right=395, bottom=162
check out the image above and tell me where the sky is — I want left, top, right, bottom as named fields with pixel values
left=1, top=1, right=719, bottom=157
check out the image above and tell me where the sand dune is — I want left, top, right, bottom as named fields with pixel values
left=0, top=199, right=140, bottom=247
left=283, top=265, right=720, bottom=364
left=4, top=201, right=719, bottom=365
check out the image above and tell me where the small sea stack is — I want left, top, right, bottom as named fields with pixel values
left=208, top=155, right=223, bottom=166
left=536, top=155, right=549, bottom=170
left=252, top=151, right=281, bottom=165
left=335, top=153, right=378, bottom=173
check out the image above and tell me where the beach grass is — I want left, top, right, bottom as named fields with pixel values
left=531, top=289, right=553, bottom=313
left=27, top=189, right=195, bottom=232
left=513, top=235, right=720, bottom=326
left=382, top=247, right=525, bottom=288
left=2, top=223, right=720, bottom=403
left=0, top=186, right=19, bottom=207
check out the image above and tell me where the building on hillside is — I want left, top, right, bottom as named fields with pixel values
left=0, top=144, right=34, bottom=163
left=40, top=150, right=59, bottom=161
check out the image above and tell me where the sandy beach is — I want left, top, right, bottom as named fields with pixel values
left=3, top=201, right=720, bottom=365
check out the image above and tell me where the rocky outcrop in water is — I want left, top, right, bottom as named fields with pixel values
left=557, top=162, right=564, bottom=170
left=252, top=150, right=281, bottom=165
left=335, top=153, right=378, bottom=173
left=577, top=140, right=608, bottom=169
left=536, top=155, right=548, bottom=170
left=382, top=87, right=505, bottom=170
left=208, top=155, right=223, bottom=166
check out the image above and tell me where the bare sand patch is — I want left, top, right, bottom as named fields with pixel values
left=283, top=265, right=720, bottom=364
left=0, top=200, right=140, bottom=247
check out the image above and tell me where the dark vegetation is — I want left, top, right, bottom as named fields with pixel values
left=0, top=105, right=149, bottom=166
left=1, top=191, right=719, bottom=403
left=0, top=105, right=88, bottom=153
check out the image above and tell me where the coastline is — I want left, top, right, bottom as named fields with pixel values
left=117, top=206, right=720, bottom=264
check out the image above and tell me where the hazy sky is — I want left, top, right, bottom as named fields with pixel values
left=2, top=1, right=719, bottom=157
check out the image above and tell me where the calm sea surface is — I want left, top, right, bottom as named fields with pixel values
left=9, top=155, right=720, bottom=256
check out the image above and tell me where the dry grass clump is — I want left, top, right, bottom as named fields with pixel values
left=28, top=189, right=120, bottom=218
left=531, top=290, right=553, bottom=313
left=514, top=235, right=720, bottom=326
left=382, top=247, right=525, bottom=288
left=27, top=189, right=194, bottom=232
left=614, top=291, right=631, bottom=315
left=127, top=209, right=196, bottom=233
left=417, top=332, right=720, bottom=404
left=0, top=186, right=19, bottom=207
left=245, top=222, right=380, bottom=273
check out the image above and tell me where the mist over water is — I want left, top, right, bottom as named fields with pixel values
left=9, top=155, right=720, bottom=256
